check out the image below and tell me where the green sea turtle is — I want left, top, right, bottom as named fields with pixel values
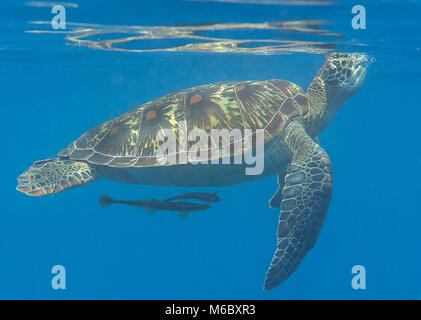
left=16, top=52, right=370, bottom=290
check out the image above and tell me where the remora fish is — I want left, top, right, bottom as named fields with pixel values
left=99, top=194, right=211, bottom=219
left=164, top=191, right=220, bottom=203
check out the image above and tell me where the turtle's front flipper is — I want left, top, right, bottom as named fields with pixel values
left=16, top=158, right=98, bottom=196
left=264, top=122, right=333, bottom=291
left=269, top=137, right=319, bottom=209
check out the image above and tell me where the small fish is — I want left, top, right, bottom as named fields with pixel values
left=99, top=194, right=211, bottom=219
left=164, top=191, right=220, bottom=203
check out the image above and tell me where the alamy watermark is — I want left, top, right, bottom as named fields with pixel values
left=155, top=121, right=265, bottom=176
left=51, top=5, right=66, bottom=30
left=51, top=265, right=66, bottom=290
left=351, top=5, right=366, bottom=30
left=351, top=265, right=366, bottom=290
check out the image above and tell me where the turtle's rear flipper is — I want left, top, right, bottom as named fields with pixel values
left=16, top=158, right=97, bottom=196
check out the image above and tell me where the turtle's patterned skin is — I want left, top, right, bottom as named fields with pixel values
left=17, top=158, right=95, bottom=196
left=17, top=52, right=371, bottom=291
left=59, top=80, right=310, bottom=167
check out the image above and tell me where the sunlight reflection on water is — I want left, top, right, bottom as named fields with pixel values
left=26, top=19, right=348, bottom=55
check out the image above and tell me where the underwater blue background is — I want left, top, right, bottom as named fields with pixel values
left=1, top=0, right=420, bottom=299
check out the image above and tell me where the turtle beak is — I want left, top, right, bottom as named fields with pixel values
left=357, top=53, right=375, bottom=67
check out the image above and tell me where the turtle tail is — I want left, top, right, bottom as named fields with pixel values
left=16, top=158, right=98, bottom=196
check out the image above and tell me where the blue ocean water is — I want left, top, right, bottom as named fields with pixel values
left=1, top=0, right=420, bottom=299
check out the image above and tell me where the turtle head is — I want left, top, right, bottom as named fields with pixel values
left=306, top=52, right=373, bottom=132
left=321, top=52, right=372, bottom=100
